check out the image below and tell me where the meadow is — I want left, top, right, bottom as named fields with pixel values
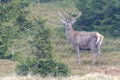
left=0, top=0, right=120, bottom=79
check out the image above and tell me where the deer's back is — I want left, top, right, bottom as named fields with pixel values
left=71, top=31, right=99, bottom=47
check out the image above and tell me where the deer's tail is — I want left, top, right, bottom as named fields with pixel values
left=96, top=33, right=104, bottom=47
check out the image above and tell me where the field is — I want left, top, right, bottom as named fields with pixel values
left=0, top=0, right=120, bottom=79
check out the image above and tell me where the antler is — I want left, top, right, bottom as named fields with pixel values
left=58, top=11, right=66, bottom=21
left=70, top=12, right=82, bottom=24
left=72, top=12, right=82, bottom=20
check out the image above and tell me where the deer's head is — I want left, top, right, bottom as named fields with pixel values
left=58, top=11, right=81, bottom=29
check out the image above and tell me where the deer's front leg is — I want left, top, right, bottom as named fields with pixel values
left=75, top=46, right=81, bottom=64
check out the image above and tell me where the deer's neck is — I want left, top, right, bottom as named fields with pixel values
left=65, top=27, right=76, bottom=40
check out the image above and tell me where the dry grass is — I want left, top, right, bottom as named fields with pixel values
left=0, top=60, right=16, bottom=76
left=0, top=73, right=120, bottom=80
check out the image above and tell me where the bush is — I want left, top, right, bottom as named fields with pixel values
left=16, top=58, right=70, bottom=76
left=16, top=57, right=37, bottom=75
left=33, top=59, right=70, bottom=76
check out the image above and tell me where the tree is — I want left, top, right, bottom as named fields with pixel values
left=16, top=18, right=70, bottom=76
left=29, top=18, right=53, bottom=59
left=0, top=0, right=29, bottom=58
left=0, top=0, right=11, bottom=3
left=76, top=0, right=120, bottom=37
left=0, top=0, right=70, bottom=76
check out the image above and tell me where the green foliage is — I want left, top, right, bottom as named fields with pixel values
left=33, top=59, right=70, bottom=76
left=16, top=57, right=37, bottom=75
left=16, top=58, right=70, bottom=76
left=0, top=0, right=29, bottom=58
left=0, top=0, right=11, bottom=3
left=15, top=17, right=70, bottom=77
left=76, top=0, right=120, bottom=37
left=0, top=0, right=70, bottom=76
left=28, top=18, right=53, bottom=59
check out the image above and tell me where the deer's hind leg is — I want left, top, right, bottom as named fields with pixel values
left=89, top=38, right=98, bottom=65
left=96, top=46, right=102, bottom=65
left=97, top=41, right=103, bottom=65
left=91, top=46, right=102, bottom=65
left=91, top=48, right=98, bottom=65
left=97, top=36, right=104, bottom=65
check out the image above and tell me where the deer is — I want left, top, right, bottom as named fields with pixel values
left=58, top=11, right=104, bottom=65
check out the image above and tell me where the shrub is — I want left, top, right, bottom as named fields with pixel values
left=16, top=58, right=70, bottom=76
left=33, top=59, right=70, bottom=76
left=16, top=57, right=37, bottom=75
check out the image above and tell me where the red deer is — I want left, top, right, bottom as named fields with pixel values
left=58, top=11, right=104, bottom=65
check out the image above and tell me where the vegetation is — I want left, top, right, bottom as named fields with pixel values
left=0, top=0, right=29, bottom=58
left=33, top=59, right=70, bottom=76
left=1, top=73, right=120, bottom=80
left=0, top=0, right=70, bottom=77
left=29, top=18, right=53, bottom=59
left=75, top=0, right=120, bottom=37
left=16, top=18, right=70, bottom=76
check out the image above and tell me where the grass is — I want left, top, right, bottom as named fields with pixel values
left=0, top=0, right=120, bottom=79
left=55, top=38, right=120, bottom=76
left=0, top=59, right=16, bottom=76
left=0, top=73, right=120, bottom=80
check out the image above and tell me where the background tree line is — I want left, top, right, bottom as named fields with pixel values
left=75, top=0, right=120, bottom=37
left=23, top=0, right=120, bottom=37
